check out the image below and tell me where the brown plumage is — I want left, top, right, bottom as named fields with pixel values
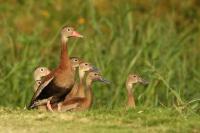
left=54, top=71, right=109, bottom=112
left=28, top=27, right=83, bottom=110
left=126, top=74, right=148, bottom=109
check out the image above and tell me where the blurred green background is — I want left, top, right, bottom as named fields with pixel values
left=0, top=0, right=199, bottom=112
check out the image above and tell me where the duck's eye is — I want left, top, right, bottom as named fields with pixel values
left=75, top=59, right=78, bottom=62
left=40, top=68, right=44, bottom=72
left=94, top=73, right=97, bottom=76
left=38, top=81, right=41, bottom=84
left=132, top=75, right=137, bottom=78
left=85, top=64, right=88, bottom=66
left=67, top=28, right=70, bottom=32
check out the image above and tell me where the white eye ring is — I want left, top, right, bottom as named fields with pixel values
left=40, top=68, right=44, bottom=72
left=67, top=28, right=70, bottom=32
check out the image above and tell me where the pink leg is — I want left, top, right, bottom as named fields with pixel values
left=57, top=103, right=62, bottom=112
left=47, top=100, right=54, bottom=112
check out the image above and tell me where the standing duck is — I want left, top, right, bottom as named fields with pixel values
left=28, top=26, right=83, bottom=110
left=56, top=71, right=109, bottom=112
left=126, top=74, right=148, bottom=109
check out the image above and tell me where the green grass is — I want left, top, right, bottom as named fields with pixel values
left=0, top=107, right=199, bottom=133
left=0, top=0, right=200, bottom=132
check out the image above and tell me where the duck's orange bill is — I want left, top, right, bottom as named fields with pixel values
left=72, top=31, right=83, bottom=38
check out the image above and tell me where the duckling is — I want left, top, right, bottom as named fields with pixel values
left=34, top=67, right=51, bottom=81
left=58, top=71, right=109, bottom=112
left=81, top=70, right=109, bottom=109
left=33, top=67, right=51, bottom=92
left=126, top=74, right=148, bottom=109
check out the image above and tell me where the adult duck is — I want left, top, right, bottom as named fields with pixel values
left=28, top=26, right=83, bottom=111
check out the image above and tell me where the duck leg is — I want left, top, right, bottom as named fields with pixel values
left=57, top=103, right=62, bottom=112
left=46, top=95, right=65, bottom=112
left=47, top=100, right=54, bottom=112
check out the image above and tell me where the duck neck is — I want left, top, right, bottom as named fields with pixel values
left=126, top=82, right=135, bottom=108
left=59, top=36, right=70, bottom=68
left=84, top=78, right=93, bottom=108
left=76, top=69, right=85, bottom=97
left=79, top=69, right=85, bottom=84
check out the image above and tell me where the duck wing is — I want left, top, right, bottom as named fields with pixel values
left=28, top=71, right=55, bottom=109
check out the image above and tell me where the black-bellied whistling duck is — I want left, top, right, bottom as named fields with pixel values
left=28, top=26, right=83, bottom=110
left=55, top=71, right=109, bottom=112
left=33, top=67, right=51, bottom=92
left=80, top=70, right=109, bottom=109
left=126, top=74, right=148, bottom=109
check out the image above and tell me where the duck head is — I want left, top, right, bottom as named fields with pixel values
left=70, top=57, right=82, bottom=69
left=78, top=61, right=99, bottom=80
left=87, top=71, right=110, bottom=84
left=79, top=62, right=98, bottom=72
left=34, top=67, right=51, bottom=81
left=126, top=74, right=148, bottom=87
left=61, top=26, right=83, bottom=39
